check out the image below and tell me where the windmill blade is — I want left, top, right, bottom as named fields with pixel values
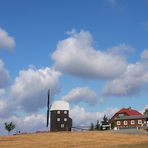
left=47, top=89, right=50, bottom=127
left=47, top=109, right=49, bottom=127
left=47, top=89, right=50, bottom=108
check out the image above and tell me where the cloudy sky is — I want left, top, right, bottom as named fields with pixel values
left=0, top=0, right=148, bottom=134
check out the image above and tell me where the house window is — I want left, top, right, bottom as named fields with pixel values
left=123, top=120, right=128, bottom=125
left=64, top=118, right=67, bottom=122
left=61, top=124, right=64, bottom=128
left=117, top=121, right=121, bottom=125
left=131, top=120, right=135, bottom=125
left=64, top=111, right=67, bottom=114
left=57, top=118, right=60, bottom=122
left=57, top=111, right=60, bottom=114
left=138, top=120, right=142, bottom=124
left=118, top=114, right=125, bottom=117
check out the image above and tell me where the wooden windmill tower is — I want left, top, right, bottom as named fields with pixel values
left=46, top=90, right=72, bottom=131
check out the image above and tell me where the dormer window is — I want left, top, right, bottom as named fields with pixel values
left=118, top=114, right=125, bottom=117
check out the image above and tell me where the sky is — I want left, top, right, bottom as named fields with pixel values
left=0, top=0, right=148, bottom=135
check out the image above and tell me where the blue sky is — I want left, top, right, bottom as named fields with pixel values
left=0, top=0, right=148, bottom=134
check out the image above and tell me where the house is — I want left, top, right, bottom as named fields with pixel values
left=50, top=100, right=72, bottom=132
left=110, top=108, right=148, bottom=129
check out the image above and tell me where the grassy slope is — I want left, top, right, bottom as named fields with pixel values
left=0, top=131, right=148, bottom=148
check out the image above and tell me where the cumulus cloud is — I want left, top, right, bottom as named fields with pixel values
left=108, top=43, right=135, bottom=57
left=70, top=105, right=118, bottom=126
left=0, top=27, right=15, bottom=50
left=141, top=49, right=148, bottom=60
left=103, top=49, right=148, bottom=96
left=11, top=67, right=61, bottom=112
left=0, top=99, right=7, bottom=113
left=52, top=30, right=127, bottom=79
left=61, top=87, right=101, bottom=105
left=0, top=59, right=10, bottom=88
left=0, top=89, right=14, bottom=118
left=0, top=113, right=46, bottom=135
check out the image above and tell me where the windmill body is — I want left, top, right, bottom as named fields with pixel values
left=46, top=90, right=72, bottom=132
left=50, top=101, right=72, bottom=131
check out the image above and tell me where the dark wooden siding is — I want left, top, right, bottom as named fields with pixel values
left=50, top=110, right=72, bottom=132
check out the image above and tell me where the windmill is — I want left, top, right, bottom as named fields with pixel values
left=46, top=89, right=50, bottom=127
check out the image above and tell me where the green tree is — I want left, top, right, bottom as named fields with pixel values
left=90, top=123, right=94, bottom=131
left=4, top=122, right=15, bottom=135
left=95, top=120, right=100, bottom=130
left=101, top=115, right=108, bottom=125
left=144, top=108, right=148, bottom=116
left=111, top=121, right=115, bottom=129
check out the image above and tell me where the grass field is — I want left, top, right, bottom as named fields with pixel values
left=0, top=131, right=148, bottom=148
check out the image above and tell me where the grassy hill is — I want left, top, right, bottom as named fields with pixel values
left=0, top=131, right=148, bottom=148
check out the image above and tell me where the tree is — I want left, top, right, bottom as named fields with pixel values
left=144, top=108, right=148, bottom=116
left=4, top=122, right=15, bottom=135
left=111, top=121, right=115, bottom=129
left=90, top=123, right=94, bottom=131
left=95, top=120, right=100, bottom=130
left=101, top=115, right=108, bottom=125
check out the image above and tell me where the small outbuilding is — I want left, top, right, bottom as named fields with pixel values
left=50, top=101, right=72, bottom=132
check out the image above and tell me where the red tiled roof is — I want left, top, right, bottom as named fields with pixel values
left=117, top=108, right=142, bottom=116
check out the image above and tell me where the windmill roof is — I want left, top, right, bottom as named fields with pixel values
left=50, top=100, right=69, bottom=111
left=117, top=108, right=142, bottom=116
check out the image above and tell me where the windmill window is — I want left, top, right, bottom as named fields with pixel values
left=57, top=111, right=60, bottom=114
left=64, top=111, right=67, bottom=114
left=61, top=124, right=64, bottom=128
left=57, top=118, right=60, bottom=122
left=64, top=118, right=67, bottom=122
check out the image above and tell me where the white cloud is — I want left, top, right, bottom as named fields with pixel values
left=61, top=87, right=100, bottom=105
left=0, top=88, right=6, bottom=97
left=108, top=43, right=135, bottom=57
left=0, top=88, right=16, bottom=118
left=0, top=27, right=15, bottom=50
left=0, top=113, right=46, bottom=135
left=0, top=59, right=10, bottom=88
left=70, top=105, right=118, bottom=126
left=140, top=105, right=148, bottom=114
left=11, top=67, right=61, bottom=112
left=17, top=114, right=46, bottom=132
left=103, top=50, right=148, bottom=96
left=52, top=30, right=127, bottom=79
left=0, top=99, right=13, bottom=118
left=141, top=49, right=148, bottom=60
left=0, top=99, right=7, bottom=112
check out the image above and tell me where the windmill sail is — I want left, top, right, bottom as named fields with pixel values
left=47, top=89, right=50, bottom=127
